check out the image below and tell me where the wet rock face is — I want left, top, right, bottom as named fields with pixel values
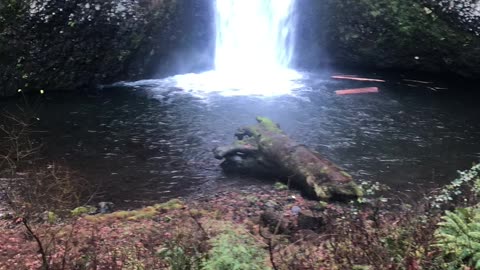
left=426, top=0, right=480, bottom=34
left=0, top=0, right=213, bottom=97
left=1, top=0, right=478, bottom=97
left=295, top=0, right=480, bottom=78
left=154, top=0, right=215, bottom=77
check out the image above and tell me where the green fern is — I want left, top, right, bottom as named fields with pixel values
left=435, top=207, right=480, bottom=269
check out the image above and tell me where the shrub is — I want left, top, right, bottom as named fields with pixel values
left=158, top=246, right=202, bottom=270
left=203, top=229, right=269, bottom=270
left=435, top=207, right=480, bottom=269
left=429, top=163, right=480, bottom=208
left=7, top=163, right=91, bottom=217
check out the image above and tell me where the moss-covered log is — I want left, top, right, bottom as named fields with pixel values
left=214, top=117, right=362, bottom=201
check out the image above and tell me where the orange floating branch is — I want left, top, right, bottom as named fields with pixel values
left=335, top=87, right=379, bottom=95
left=332, top=76, right=386, bottom=82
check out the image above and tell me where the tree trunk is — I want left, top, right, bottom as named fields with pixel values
left=214, top=117, right=363, bottom=201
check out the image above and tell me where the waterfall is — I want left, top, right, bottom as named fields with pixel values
left=214, top=0, right=296, bottom=73
left=169, top=0, right=302, bottom=97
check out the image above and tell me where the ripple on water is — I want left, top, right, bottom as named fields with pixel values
left=16, top=71, right=479, bottom=206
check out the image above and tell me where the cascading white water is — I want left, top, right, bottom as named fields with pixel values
left=127, top=0, right=303, bottom=97
left=214, top=0, right=296, bottom=73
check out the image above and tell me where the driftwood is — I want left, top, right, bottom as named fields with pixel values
left=332, top=75, right=386, bottom=82
left=214, top=117, right=362, bottom=201
left=336, top=87, right=379, bottom=95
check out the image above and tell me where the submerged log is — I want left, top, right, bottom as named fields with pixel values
left=213, top=117, right=363, bottom=201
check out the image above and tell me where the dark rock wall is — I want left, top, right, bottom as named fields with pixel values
left=0, top=0, right=214, bottom=97
left=1, top=0, right=478, bottom=97
left=423, top=0, right=480, bottom=35
left=294, top=0, right=480, bottom=78
left=153, top=0, right=215, bottom=76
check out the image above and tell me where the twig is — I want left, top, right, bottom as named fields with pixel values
left=189, top=212, right=209, bottom=239
left=259, top=225, right=279, bottom=270
left=61, top=220, right=78, bottom=270
left=22, top=218, right=50, bottom=270
left=259, top=210, right=288, bottom=270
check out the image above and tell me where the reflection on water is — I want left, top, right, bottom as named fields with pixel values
left=5, top=71, right=480, bottom=206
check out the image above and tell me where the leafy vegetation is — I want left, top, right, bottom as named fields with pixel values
left=203, top=229, right=268, bottom=270
left=436, top=207, right=480, bottom=269
left=2, top=106, right=480, bottom=269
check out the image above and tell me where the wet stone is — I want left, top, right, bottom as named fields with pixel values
left=260, top=208, right=290, bottom=234
left=98, top=202, right=115, bottom=214
left=297, top=209, right=325, bottom=231
left=291, top=205, right=301, bottom=215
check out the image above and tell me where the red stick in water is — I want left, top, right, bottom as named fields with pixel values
left=332, top=76, right=386, bottom=82
left=335, top=87, right=379, bottom=95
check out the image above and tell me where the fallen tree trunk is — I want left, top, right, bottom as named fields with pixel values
left=214, top=117, right=363, bottom=201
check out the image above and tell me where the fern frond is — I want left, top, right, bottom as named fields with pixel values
left=435, top=207, right=480, bottom=269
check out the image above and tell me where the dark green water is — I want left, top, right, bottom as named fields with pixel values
left=2, top=70, right=479, bottom=206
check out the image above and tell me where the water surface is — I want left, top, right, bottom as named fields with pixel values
left=3, top=70, right=479, bottom=206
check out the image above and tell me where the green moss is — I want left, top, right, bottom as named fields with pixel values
left=153, top=199, right=184, bottom=211
left=352, top=266, right=373, bottom=270
left=340, top=171, right=352, bottom=179
left=189, top=208, right=208, bottom=218
left=127, top=207, right=157, bottom=221
left=84, top=200, right=183, bottom=222
left=110, top=211, right=133, bottom=219
left=274, top=182, right=288, bottom=191
left=317, top=201, right=329, bottom=210
left=86, top=208, right=155, bottom=221
left=353, top=184, right=364, bottom=197
left=47, top=211, right=58, bottom=224
left=85, top=199, right=184, bottom=221
left=245, top=195, right=259, bottom=203
left=313, top=181, right=363, bottom=201
left=71, top=206, right=97, bottom=217
left=255, top=117, right=282, bottom=133
left=333, top=182, right=364, bottom=198
left=203, top=226, right=269, bottom=270
left=314, top=185, right=330, bottom=200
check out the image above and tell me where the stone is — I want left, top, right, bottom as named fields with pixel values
left=297, top=210, right=325, bottom=231
left=291, top=206, right=301, bottom=215
left=98, top=202, right=115, bottom=214
left=260, top=208, right=290, bottom=234
left=0, top=212, right=13, bottom=220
